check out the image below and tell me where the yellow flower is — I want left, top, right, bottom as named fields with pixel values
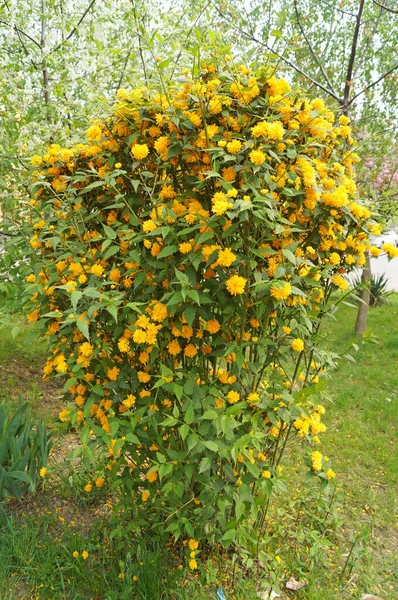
left=227, top=390, right=240, bottom=404
left=79, top=342, right=94, bottom=357
left=168, top=339, right=182, bottom=355
left=262, top=470, right=271, bottom=479
left=84, top=483, right=92, bottom=493
left=146, top=470, right=158, bottom=483
left=73, top=551, right=79, bottom=558
left=131, top=144, right=149, bottom=160
left=249, top=149, right=266, bottom=165
left=247, top=392, right=259, bottom=403
left=154, top=136, right=169, bottom=159
left=331, top=274, right=348, bottom=291
left=151, top=302, right=168, bottom=323
left=270, top=281, right=291, bottom=301
left=107, top=366, right=120, bottom=381
left=142, top=490, right=150, bottom=502
left=179, top=242, right=193, bottom=254
left=226, top=275, right=247, bottom=295
left=189, top=559, right=198, bottom=570
left=30, top=154, right=43, bottom=166
left=188, top=539, right=199, bottom=550
left=118, top=337, right=130, bottom=353
left=227, top=139, right=242, bottom=154
left=90, top=264, right=104, bottom=277
left=59, top=409, right=71, bottom=422
left=138, top=371, right=151, bottom=383
left=291, top=338, right=304, bottom=352
left=217, top=248, right=236, bottom=267
left=326, top=468, right=336, bottom=480
left=133, top=329, right=147, bottom=344
left=184, top=343, right=198, bottom=358
left=311, top=450, right=323, bottom=471
left=211, top=192, right=233, bottom=216
left=39, top=467, right=47, bottom=478
left=82, top=550, right=89, bottom=560
left=27, top=310, right=40, bottom=323
left=206, top=319, right=221, bottom=334
left=370, top=246, right=381, bottom=257
left=86, top=123, right=102, bottom=142
left=95, top=477, right=105, bottom=488
left=123, top=394, right=136, bottom=409
left=109, top=268, right=121, bottom=282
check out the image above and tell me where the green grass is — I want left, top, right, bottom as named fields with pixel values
left=0, top=302, right=397, bottom=599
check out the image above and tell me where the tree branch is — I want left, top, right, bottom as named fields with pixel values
left=210, top=1, right=342, bottom=103
left=0, top=20, right=41, bottom=49
left=169, top=0, right=213, bottom=81
left=317, top=0, right=357, bottom=18
left=352, top=7, right=384, bottom=81
left=372, top=0, right=398, bottom=13
left=351, top=62, right=398, bottom=102
left=53, top=0, right=97, bottom=51
left=293, top=0, right=337, bottom=95
left=342, top=0, right=366, bottom=114
left=116, top=48, right=133, bottom=91
left=129, top=0, right=148, bottom=84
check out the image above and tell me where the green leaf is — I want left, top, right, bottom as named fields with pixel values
left=104, top=245, right=120, bottom=261
left=63, top=377, right=77, bottom=392
left=103, top=224, right=117, bottom=239
left=187, top=433, right=199, bottom=451
left=167, top=144, right=182, bottom=159
left=83, top=288, right=102, bottom=299
left=186, top=289, right=200, bottom=304
left=125, top=433, right=141, bottom=444
left=202, top=410, right=218, bottom=420
left=185, top=403, right=195, bottom=425
left=157, top=245, right=178, bottom=259
left=105, top=304, right=118, bottom=323
left=199, top=456, right=212, bottom=473
left=156, top=452, right=166, bottom=464
left=159, top=463, right=173, bottom=480
left=179, top=424, right=189, bottom=440
left=171, top=384, right=182, bottom=402
left=203, top=440, right=218, bottom=452
left=71, top=291, right=83, bottom=311
left=8, top=471, right=32, bottom=484
left=184, top=305, right=196, bottom=327
left=76, top=319, right=90, bottom=340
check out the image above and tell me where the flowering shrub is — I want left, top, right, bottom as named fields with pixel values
left=24, top=59, right=387, bottom=564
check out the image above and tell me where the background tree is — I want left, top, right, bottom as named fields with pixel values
left=212, top=0, right=398, bottom=334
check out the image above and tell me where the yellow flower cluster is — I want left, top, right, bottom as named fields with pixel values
left=26, top=59, right=377, bottom=558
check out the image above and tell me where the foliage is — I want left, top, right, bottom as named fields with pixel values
left=0, top=399, right=52, bottom=501
left=352, top=271, right=391, bottom=306
left=22, top=55, right=393, bottom=567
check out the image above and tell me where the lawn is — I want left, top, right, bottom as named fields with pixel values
left=0, top=298, right=397, bottom=599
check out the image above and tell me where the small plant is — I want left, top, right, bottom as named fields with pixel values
left=352, top=272, right=391, bottom=306
left=0, top=399, right=52, bottom=501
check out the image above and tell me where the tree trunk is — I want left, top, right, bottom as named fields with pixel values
left=355, top=250, right=371, bottom=335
